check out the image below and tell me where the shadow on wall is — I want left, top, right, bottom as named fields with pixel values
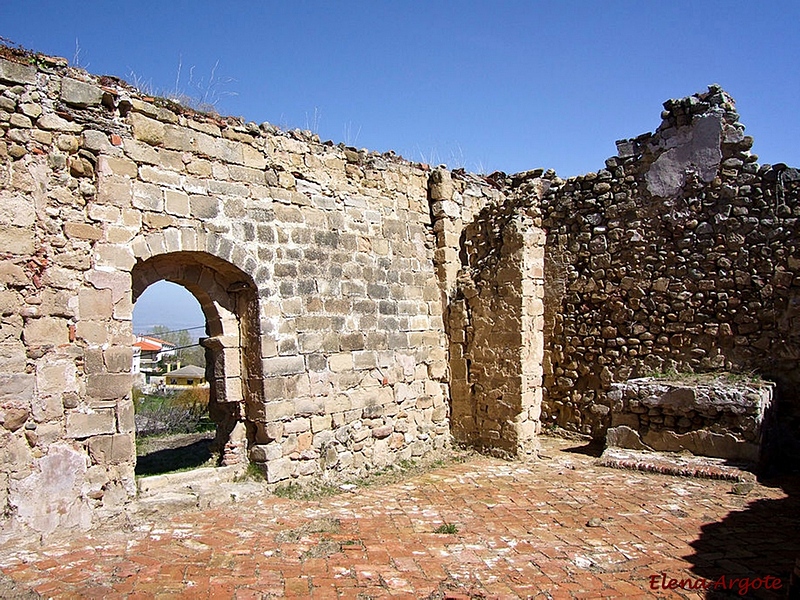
left=684, top=474, right=800, bottom=598
left=764, top=376, right=800, bottom=477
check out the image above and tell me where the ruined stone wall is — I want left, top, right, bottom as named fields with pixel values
left=432, top=170, right=546, bottom=457
left=0, top=52, right=453, bottom=539
left=3, top=46, right=797, bottom=539
left=534, top=86, right=800, bottom=446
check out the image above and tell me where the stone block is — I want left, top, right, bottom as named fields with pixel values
left=86, top=374, right=131, bottom=401
left=98, top=156, right=138, bottom=178
left=37, top=112, right=82, bottom=133
left=328, top=353, right=353, bottom=372
left=0, top=195, right=36, bottom=228
left=79, top=287, right=113, bottom=320
left=94, top=243, right=136, bottom=270
left=0, top=58, right=37, bottom=85
left=88, top=434, right=134, bottom=464
left=189, top=195, right=218, bottom=218
left=0, top=261, right=27, bottom=286
left=262, top=355, right=305, bottom=376
left=64, top=222, right=103, bottom=241
left=371, top=424, right=393, bottom=439
left=117, top=399, right=135, bottom=433
left=66, top=408, right=116, bottom=438
left=214, top=376, right=243, bottom=403
left=0, top=373, right=35, bottom=406
left=104, top=347, right=133, bottom=373
left=75, top=320, right=108, bottom=344
left=606, top=425, right=650, bottom=450
left=266, top=457, right=292, bottom=483
left=0, top=225, right=34, bottom=254
left=23, top=317, right=69, bottom=346
left=1, top=406, right=29, bottom=432
left=140, top=165, right=181, bottom=187
left=293, top=398, right=322, bottom=416
left=311, top=414, right=331, bottom=433
left=284, top=418, right=310, bottom=434
left=96, top=180, right=132, bottom=207
left=164, top=189, right=190, bottom=216
left=263, top=400, right=295, bottom=422
left=249, top=444, right=282, bottom=462
left=129, top=112, right=165, bottom=146
left=642, top=429, right=758, bottom=462
left=132, top=181, right=164, bottom=212
left=324, top=395, right=351, bottom=414
left=60, top=78, right=103, bottom=107
left=81, top=130, right=112, bottom=152
left=86, top=269, right=131, bottom=304
left=352, top=350, right=377, bottom=370
left=36, top=361, right=76, bottom=398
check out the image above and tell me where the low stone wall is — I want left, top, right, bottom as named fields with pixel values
left=606, top=377, right=774, bottom=463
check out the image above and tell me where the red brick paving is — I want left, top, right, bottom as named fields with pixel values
left=0, top=437, right=796, bottom=599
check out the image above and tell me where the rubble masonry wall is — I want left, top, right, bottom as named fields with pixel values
left=534, top=86, right=800, bottom=450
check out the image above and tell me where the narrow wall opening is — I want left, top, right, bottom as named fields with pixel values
left=132, top=281, right=213, bottom=475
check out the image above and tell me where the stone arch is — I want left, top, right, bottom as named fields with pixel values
left=131, top=251, right=263, bottom=465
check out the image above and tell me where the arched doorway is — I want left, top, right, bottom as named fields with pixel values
left=133, top=281, right=210, bottom=475
left=131, top=251, right=262, bottom=466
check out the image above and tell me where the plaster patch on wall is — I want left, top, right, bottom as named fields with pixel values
left=9, top=444, right=91, bottom=536
left=645, top=110, right=723, bottom=198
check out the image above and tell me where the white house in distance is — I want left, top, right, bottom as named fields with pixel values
left=132, top=335, right=177, bottom=379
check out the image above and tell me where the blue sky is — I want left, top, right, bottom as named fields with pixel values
left=3, top=1, right=798, bottom=332
left=4, top=1, right=798, bottom=176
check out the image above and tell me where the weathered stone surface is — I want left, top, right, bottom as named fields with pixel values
left=23, top=317, right=69, bottom=346
left=66, top=409, right=116, bottom=439
left=2, top=407, right=29, bottom=432
left=606, top=425, right=650, bottom=451
left=60, top=78, right=103, bottom=107
left=262, top=356, right=305, bottom=376
left=129, top=112, right=165, bottom=146
left=642, top=429, right=758, bottom=462
left=8, top=444, right=91, bottom=536
left=64, top=222, right=103, bottom=240
left=88, top=434, right=133, bottom=464
left=0, top=262, right=27, bottom=286
left=0, top=58, right=36, bottom=85
left=266, top=457, right=292, bottom=483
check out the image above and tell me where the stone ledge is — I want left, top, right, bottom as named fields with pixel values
left=597, top=447, right=753, bottom=482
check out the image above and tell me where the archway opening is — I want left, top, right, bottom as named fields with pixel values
left=133, top=280, right=213, bottom=475
left=130, top=251, right=262, bottom=476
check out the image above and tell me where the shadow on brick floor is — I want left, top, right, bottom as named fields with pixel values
left=686, top=474, right=800, bottom=599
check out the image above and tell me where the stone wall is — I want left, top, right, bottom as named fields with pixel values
left=532, top=86, right=800, bottom=450
left=433, top=170, right=546, bottom=457
left=2, top=44, right=798, bottom=541
left=0, top=50, right=466, bottom=540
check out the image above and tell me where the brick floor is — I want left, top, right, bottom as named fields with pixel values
left=0, top=437, right=797, bottom=599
